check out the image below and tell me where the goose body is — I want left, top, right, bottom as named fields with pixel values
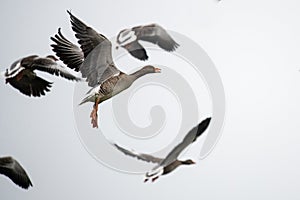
left=0, top=156, right=32, bottom=189
left=51, top=11, right=161, bottom=128
left=116, top=24, right=179, bottom=60
left=113, top=142, right=195, bottom=182
left=3, top=55, right=81, bottom=97
left=112, top=117, right=211, bottom=182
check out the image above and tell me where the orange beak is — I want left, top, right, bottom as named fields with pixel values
left=154, top=68, right=161, bottom=73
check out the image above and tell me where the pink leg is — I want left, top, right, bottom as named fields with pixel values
left=152, top=177, right=159, bottom=182
left=90, top=97, right=100, bottom=128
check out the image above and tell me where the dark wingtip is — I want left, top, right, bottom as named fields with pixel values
left=137, top=52, right=148, bottom=61
left=140, top=55, right=148, bottom=61
left=50, top=27, right=61, bottom=42
left=128, top=49, right=149, bottom=61
left=67, top=9, right=76, bottom=21
left=201, top=117, right=211, bottom=128
left=166, top=42, right=179, bottom=52
left=195, top=117, right=212, bottom=137
left=22, top=180, right=33, bottom=189
left=174, top=42, right=180, bottom=50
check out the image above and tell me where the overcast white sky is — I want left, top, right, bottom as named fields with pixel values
left=1, top=0, right=300, bottom=199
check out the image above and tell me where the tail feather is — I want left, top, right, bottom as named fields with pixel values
left=79, top=94, right=94, bottom=105
left=79, top=85, right=101, bottom=105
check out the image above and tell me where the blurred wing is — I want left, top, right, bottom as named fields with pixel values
left=67, top=10, right=120, bottom=87
left=112, top=143, right=162, bottom=164
left=6, top=70, right=52, bottom=97
left=0, top=157, right=32, bottom=189
left=32, top=57, right=82, bottom=81
left=50, top=28, right=84, bottom=71
left=124, top=41, right=148, bottom=61
left=135, top=24, right=179, bottom=51
left=159, top=117, right=211, bottom=167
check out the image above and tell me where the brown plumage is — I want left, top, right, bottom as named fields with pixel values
left=51, top=11, right=161, bottom=128
left=3, top=55, right=81, bottom=97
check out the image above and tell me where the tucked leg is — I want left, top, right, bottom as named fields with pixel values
left=152, top=176, right=159, bottom=182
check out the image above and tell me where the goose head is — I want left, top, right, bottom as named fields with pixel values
left=130, top=65, right=161, bottom=80
left=181, top=159, right=196, bottom=165
left=140, top=65, right=161, bottom=74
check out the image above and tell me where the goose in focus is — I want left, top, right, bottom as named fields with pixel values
left=2, top=55, right=81, bottom=97
left=111, top=117, right=211, bottom=182
left=116, top=23, right=179, bottom=61
left=51, top=11, right=161, bottom=128
left=0, top=156, right=32, bottom=189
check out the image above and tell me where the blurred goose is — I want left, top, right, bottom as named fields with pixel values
left=0, top=156, right=32, bottom=189
left=116, top=24, right=179, bottom=61
left=51, top=11, right=161, bottom=128
left=3, top=55, right=81, bottom=97
left=112, top=117, right=211, bottom=182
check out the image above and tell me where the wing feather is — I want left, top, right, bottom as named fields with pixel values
left=31, top=57, right=81, bottom=81
left=112, top=143, right=162, bottom=164
left=159, top=117, right=211, bottom=167
left=67, top=10, right=107, bottom=57
left=6, top=70, right=52, bottom=97
left=50, top=28, right=84, bottom=71
left=135, top=24, right=179, bottom=52
left=0, top=157, right=32, bottom=189
left=123, top=41, right=148, bottom=61
left=67, top=11, right=120, bottom=87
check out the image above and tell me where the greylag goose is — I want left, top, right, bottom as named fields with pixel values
left=3, top=55, right=81, bottom=97
left=0, top=156, right=32, bottom=189
left=111, top=117, right=211, bottom=182
left=51, top=11, right=161, bottom=128
left=116, top=24, right=179, bottom=61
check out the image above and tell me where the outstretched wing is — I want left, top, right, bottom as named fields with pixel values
left=51, top=28, right=84, bottom=71
left=0, top=157, right=32, bottom=189
left=134, top=24, right=179, bottom=52
left=159, top=117, right=211, bottom=167
left=31, top=56, right=82, bottom=81
left=112, top=143, right=162, bottom=164
left=67, top=10, right=107, bottom=57
left=67, top=10, right=120, bottom=87
left=6, top=70, right=52, bottom=97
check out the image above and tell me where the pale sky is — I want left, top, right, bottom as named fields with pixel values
left=1, top=0, right=300, bottom=199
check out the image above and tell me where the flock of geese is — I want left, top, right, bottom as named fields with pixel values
left=1, top=10, right=211, bottom=189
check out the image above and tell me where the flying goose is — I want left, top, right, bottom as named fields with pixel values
left=51, top=11, right=161, bottom=128
left=111, top=117, right=211, bottom=182
left=3, top=55, right=81, bottom=97
left=116, top=23, right=179, bottom=61
left=0, top=156, right=32, bottom=189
